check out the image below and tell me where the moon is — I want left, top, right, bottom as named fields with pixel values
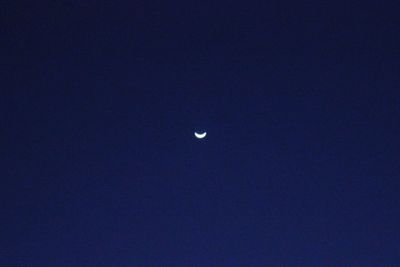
left=194, top=132, right=207, bottom=139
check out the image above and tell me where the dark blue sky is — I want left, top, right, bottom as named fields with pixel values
left=2, top=1, right=400, bottom=266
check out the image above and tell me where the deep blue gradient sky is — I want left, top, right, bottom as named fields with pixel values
left=2, top=1, right=400, bottom=266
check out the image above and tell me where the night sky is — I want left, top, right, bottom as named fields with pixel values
left=2, top=1, right=400, bottom=266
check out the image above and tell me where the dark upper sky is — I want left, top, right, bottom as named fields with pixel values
left=2, top=1, right=400, bottom=266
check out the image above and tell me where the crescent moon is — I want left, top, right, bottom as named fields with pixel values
left=194, top=132, right=207, bottom=139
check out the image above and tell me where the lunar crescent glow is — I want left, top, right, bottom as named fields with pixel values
left=194, top=132, right=207, bottom=139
